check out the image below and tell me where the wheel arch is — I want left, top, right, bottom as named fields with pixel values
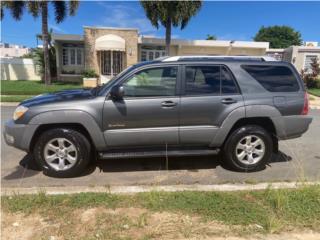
left=28, top=110, right=106, bottom=151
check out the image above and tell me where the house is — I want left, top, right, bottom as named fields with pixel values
left=282, top=45, right=320, bottom=74
left=0, top=43, right=30, bottom=58
left=266, top=42, right=320, bottom=74
left=52, top=26, right=270, bottom=83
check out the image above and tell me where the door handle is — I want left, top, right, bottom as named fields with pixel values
left=161, top=101, right=177, bottom=108
left=221, top=98, right=237, bottom=104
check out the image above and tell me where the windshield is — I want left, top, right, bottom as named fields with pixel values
left=96, top=65, right=135, bottom=96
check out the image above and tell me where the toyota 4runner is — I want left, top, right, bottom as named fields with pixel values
left=4, top=56, right=313, bottom=177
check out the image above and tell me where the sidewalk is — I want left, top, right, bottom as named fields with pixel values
left=309, top=94, right=320, bottom=109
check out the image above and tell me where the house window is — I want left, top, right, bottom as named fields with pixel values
left=62, top=47, right=83, bottom=66
left=76, top=49, right=82, bottom=65
left=62, top=49, right=68, bottom=65
left=140, top=46, right=166, bottom=62
left=100, top=50, right=124, bottom=76
left=304, top=55, right=318, bottom=73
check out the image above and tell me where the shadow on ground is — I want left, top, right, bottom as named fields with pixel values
left=2, top=151, right=292, bottom=180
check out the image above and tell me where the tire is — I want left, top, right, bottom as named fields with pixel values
left=223, top=125, right=273, bottom=172
left=33, top=128, right=91, bottom=178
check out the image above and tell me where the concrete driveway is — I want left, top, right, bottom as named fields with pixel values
left=1, top=106, right=320, bottom=188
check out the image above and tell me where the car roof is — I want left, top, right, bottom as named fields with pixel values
left=132, top=55, right=288, bottom=67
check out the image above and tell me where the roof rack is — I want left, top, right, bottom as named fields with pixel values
left=161, top=55, right=277, bottom=62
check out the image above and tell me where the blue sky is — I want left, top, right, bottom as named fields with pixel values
left=1, top=1, right=320, bottom=47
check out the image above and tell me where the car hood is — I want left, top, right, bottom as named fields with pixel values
left=21, top=88, right=96, bottom=107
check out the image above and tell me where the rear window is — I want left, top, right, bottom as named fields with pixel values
left=241, top=65, right=300, bottom=92
left=185, top=65, right=239, bottom=95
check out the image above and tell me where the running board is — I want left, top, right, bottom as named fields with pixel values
left=99, top=148, right=220, bottom=159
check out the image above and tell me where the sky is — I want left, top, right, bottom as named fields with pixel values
left=1, top=1, right=320, bottom=48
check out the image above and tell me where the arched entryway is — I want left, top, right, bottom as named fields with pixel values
left=95, top=34, right=126, bottom=83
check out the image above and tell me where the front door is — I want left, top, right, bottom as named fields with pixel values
left=103, top=65, right=180, bottom=147
left=180, top=64, right=244, bottom=145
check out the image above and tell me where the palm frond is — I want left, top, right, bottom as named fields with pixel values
left=27, top=1, right=40, bottom=18
left=7, top=1, right=25, bottom=20
left=140, top=1, right=160, bottom=29
left=52, top=0, right=66, bottom=23
left=69, top=0, right=79, bottom=16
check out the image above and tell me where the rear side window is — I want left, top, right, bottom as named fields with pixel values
left=185, top=65, right=239, bottom=95
left=221, top=66, right=238, bottom=94
left=241, top=65, right=300, bottom=92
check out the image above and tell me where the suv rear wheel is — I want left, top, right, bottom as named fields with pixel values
left=223, top=125, right=273, bottom=171
left=34, top=128, right=91, bottom=177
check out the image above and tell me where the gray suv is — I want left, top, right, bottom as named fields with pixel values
left=4, top=56, right=312, bottom=177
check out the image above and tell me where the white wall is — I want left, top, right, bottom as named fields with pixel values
left=0, top=58, right=41, bottom=81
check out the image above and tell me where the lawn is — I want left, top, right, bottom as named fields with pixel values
left=1, top=80, right=82, bottom=95
left=2, top=185, right=320, bottom=239
left=308, top=88, right=320, bottom=97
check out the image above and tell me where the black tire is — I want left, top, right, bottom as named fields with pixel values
left=33, top=128, right=91, bottom=178
left=223, top=125, right=273, bottom=172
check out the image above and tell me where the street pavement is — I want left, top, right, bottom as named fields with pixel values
left=1, top=106, right=320, bottom=188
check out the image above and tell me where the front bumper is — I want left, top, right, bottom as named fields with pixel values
left=3, top=120, right=38, bottom=152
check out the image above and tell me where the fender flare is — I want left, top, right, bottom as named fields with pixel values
left=29, top=110, right=106, bottom=150
left=210, top=105, right=282, bottom=147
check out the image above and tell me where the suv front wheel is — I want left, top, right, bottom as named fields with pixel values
left=34, top=128, right=91, bottom=177
left=223, top=125, right=273, bottom=171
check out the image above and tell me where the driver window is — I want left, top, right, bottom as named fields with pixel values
left=123, top=66, right=177, bottom=97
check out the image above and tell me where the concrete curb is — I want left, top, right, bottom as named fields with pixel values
left=1, top=182, right=319, bottom=196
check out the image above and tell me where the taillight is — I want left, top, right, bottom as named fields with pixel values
left=301, top=92, right=309, bottom=115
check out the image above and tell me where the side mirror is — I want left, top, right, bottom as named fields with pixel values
left=110, top=85, right=124, bottom=100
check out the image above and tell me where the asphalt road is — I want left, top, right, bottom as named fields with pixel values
left=1, top=106, right=320, bottom=188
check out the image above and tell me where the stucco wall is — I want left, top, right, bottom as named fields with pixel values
left=84, top=27, right=138, bottom=73
left=177, top=46, right=266, bottom=56
left=283, top=46, right=320, bottom=73
left=0, top=58, right=41, bottom=81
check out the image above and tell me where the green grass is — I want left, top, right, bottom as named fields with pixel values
left=308, top=88, right=320, bottom=97
left=2, top=185, right=320, bottom=233
left=1, top=80, right=82, bottom=95
left=1, top=95, right=35, bottom=102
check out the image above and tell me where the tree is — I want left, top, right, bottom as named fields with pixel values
left=140, top=1, right=202, bottom=55
left=254, top=25, right=302, bottom=48
left=206, top=34, right=217, bottom=40
left=1, top=1, right=79, bottom=85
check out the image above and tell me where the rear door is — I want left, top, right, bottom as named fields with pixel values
left=179, top=64, right=244, bottom=145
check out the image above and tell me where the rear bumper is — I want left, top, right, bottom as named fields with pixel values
left=3, top=120, right=38, bottom=152
left=272, top=115, right=313, bottom=140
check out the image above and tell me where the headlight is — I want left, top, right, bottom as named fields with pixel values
left=13, top=105, right=28, bottom=121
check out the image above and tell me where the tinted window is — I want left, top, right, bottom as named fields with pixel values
left=185, top=66, right=220, bottom=95
left=221, top=66, right=239, bottom=94
left=185, top=65, right=238, bottom=95
left=123, top=66, right=177, bottom=97
left=242, top=65, right=299, bottom=92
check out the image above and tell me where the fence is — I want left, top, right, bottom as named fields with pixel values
left=0, top=57, right=41, bottom=81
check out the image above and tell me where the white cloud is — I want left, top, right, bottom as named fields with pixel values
left=49, top=24, right=66, bottom=33
left=95, top=2, right=158, bottom=35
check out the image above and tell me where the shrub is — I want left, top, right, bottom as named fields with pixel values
left=82, top=69, right=99, bottom=78
left=301, top=57, right=320, bottom=88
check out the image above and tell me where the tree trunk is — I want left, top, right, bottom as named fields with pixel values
left=41, top=2, right=51, bottom=85
left=165, top=17, right=171, bottom=56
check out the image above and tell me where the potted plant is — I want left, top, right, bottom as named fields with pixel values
left=82, top=69, right=99, bottom=87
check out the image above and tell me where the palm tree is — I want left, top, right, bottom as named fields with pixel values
left=1, top=1, right=79, bottom=85
left=140, top=1, right=202, bottom=55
